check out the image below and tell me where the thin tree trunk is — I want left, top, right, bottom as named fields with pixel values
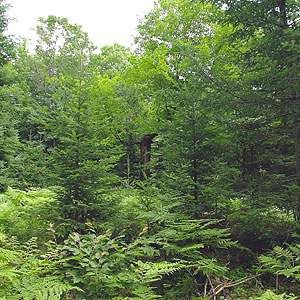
left=277, top=0, right=288, bottom=27
left=126, top=153, right=130, bottom=185
left=295, top=91, right=300, bottom=220
left=277, top=0, right=300, bottom=220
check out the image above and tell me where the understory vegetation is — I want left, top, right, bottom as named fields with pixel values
left=0, top=0, right=299, bottom=299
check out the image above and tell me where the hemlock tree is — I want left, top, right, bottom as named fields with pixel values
left=211, top=0, right=300, bottom=220
left=0, top=0, right=18, bottom=191
left=32, top=16, right=123, bottom=232
left=137, top=0, right=237, bottom=214
left=0, top=0, right=13, bottom=67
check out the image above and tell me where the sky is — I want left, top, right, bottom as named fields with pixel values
left=7, top=0, right=155, bottom=49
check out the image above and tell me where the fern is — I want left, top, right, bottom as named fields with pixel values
left=259, top=244, right=300, bottom=281
left=131, top=286, right=162, bottom=300
left=192, top=256, right=229, bottom=277
left=0, top=247, right=21, bottom=285
left=252, top=290, right=298, bottom=300
left=0, top=247, right=20, bottom=264
left=0, top=236, right=80, bottom=300
left=136, top=261, right=185, bottom=282
left=18, top=277, right=81, bottom=300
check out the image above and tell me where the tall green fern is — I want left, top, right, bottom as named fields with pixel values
left=259, top=244, right=300, bottom=281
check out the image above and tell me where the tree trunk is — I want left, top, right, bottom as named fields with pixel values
left=295, top=91, right=300, bottom=220
left=277, top=0, right=300, bottom=220
left=139, top=133, right=157, bottom=179
left=277, top=0, right=288, bottom=27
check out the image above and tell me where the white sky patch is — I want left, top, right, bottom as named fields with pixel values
left=7, top=0, right=155, bottom=49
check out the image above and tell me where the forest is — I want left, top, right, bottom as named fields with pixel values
left=0, top=0, right=299, bottom=299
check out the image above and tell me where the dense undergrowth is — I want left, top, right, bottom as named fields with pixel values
left=0, top=0, right=299, bottom=298
left=0, top=188, right=299, bottom=299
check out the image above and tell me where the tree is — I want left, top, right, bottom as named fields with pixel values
left=136, top=0, right=237, bottom=214
left=30, top=16, right=124, bottom=232
left=211, top=0, right=300, bottom=219
left=0, top=0, right=14, bottom=68
left=0, top=0, right=18, bottom=191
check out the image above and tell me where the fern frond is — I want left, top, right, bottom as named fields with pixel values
left=137, top=261, right=185, bottom=282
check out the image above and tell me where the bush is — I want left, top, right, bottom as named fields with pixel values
left=0, top=188, right=59, bottom=242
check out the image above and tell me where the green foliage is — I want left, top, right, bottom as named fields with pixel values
left=0, top=0, right=14, bottom=67
left=252, top=290, right=298, bottom=300
left=0, top=188, right=59, bottom=242
left=27, top=188, right=232, bottom=299
left=228, top=202, right=297, bottom=249
left=57, top=232, right=149, bottom=299
left=0, top=0, right=299, bottom=298
left=0, top=235, right=79, bottom=299
left=259, top=244, right=300, bottom=281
